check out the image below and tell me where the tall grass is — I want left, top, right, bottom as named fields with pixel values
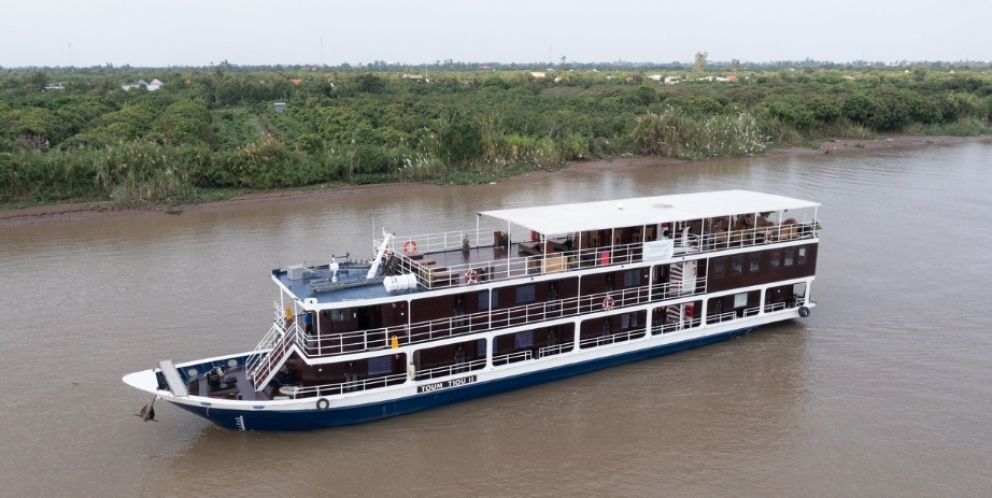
left=633, top=109, right=766, bottom=159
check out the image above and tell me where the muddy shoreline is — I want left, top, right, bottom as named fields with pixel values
left=2, top=134, right=988, bottom=227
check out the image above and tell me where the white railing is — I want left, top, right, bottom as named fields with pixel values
left=299, top=279, right=705, bottom=357
left=579, top=328, right=647, bottom=349
left=290, top=372, right=409, bottom=398
left=706, top=311, right=739, bottom=324
left=492, top=350, right=532, bottom=367
left=651, top=317, right=703, bottom=335
left=743, top=306, right=762, bottom=317
left=538, top=343, right=574, bottom=358
left=391, top=240, right=649, bottom=290
left=763, top=302, right=788, bottom=313
left=415, top=358, right=487, bottom=381
left=378, top=227, right=504, bottom=256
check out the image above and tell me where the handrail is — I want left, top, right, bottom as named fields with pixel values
left=706, top=310, right=738, bottom=324
left=291, top=372, right=409, bottom=399
left=538, top=342, right=574, bottom=358
left=299, top=279, right=705, bottom=357
left=382, top=222, right=816, bottom=290
left=578, top=328, right=646, bottom=349
left=415, top=358, right=487, bottom=381
left=651, top=317, right=703, bottom=335
left=492, top=350, right=532, bottom=367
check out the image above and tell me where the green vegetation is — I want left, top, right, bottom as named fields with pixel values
left=2, top=62, right=991, bottom=205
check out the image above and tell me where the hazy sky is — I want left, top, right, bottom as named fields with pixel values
left=2, top=0, right=990, bottom=68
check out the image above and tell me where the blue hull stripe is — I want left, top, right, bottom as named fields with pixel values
left=174, top=326, right=753, bottom=431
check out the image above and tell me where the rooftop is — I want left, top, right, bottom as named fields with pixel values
left=479, top=190, right=819, bottom=235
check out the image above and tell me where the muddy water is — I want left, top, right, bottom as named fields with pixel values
left=1, top=142, right=991, bottom=497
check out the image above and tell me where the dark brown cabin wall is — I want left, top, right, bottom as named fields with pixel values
left=379, top=301, right=408, bottom=328
left=411, top=294, right=452, bottom=323
left=580, top=273, right=608, bottom=296
left=707, top=243, right=819, bottom=293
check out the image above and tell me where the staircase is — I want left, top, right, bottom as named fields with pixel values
left=245, top=303, right=305, bottom=392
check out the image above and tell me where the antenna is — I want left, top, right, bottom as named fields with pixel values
left=321, top=38, right=324, bottom=66
left=68, top=42, right=73, bottom=68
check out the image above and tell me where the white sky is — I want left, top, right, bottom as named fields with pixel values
left=2, top=0, right=990, bottom=68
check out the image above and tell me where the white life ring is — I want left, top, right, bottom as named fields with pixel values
left=602, top=296, right=615, bottom=311
left=463, top=269, right=479, bottom=286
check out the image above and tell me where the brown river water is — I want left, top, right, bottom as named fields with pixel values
left=1, top=142, right=991, bottom=497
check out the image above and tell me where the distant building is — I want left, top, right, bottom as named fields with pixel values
left=44, top=83, right=65, bottom=91
left=649, top=74, right=663, bottom=82
left=529, top=71, right=546, bottom=79
left=290, top=79, right=303, bottom=85
left=402, top=74, right=426, bottom=81
left=121, top=78, right=163, bottom=91
left=274, top=102, right=286, bottom=114
left=664, top=76, right=680, bottom=84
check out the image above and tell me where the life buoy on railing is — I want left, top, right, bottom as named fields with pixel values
left=763, top=231, right=773, bottom=244
left=463, top=269, right=479, bottom=286
left=602, top=296, right=615, bottom=311
left=798, top=306, right=811, bottom=318
left=403, top=240, right=418, bottom=254
left=316, top=398, right=330, bottom=411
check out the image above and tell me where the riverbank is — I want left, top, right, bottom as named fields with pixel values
left=2, top=134, right=988, bottom=227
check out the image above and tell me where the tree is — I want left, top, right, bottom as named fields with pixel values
left=693, top=52, right=708, bottom=73
left=731, top=59, right=741, bottom=73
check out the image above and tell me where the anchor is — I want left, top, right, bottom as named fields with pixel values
left=135, top=396, right=158, bottom=422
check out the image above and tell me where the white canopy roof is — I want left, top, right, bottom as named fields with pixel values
left=478, top=190, right=819, bottom=234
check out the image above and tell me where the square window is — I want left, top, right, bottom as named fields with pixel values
left=713, top=258, right=726, bottom=277
left=478, top=291, right=498, bottom=309
left=621, top=314, right=630, bottom=329
left=784, top=248, right=795, bottom=267
left=731, top=255, right=743, bottom=274
left=515, top=285, right=536, bottom=304
left=769, top=251, right=781, bottom=270
left=798, top=247, right=807, bottom=265
left=330, top=309, right=351, bottom=322
left=624, top=269, right=639, bottom=287
left=750, top=253, right=760, bottom=272
left=367, top=356, right=392, bottom=376
left=477, top=339, right=487, bottom=356
left=734, top=293, right=748, bottom=308
left=514, top=330, right=534, bottom=348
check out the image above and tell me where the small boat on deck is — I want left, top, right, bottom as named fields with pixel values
left=123, top=190, right=821, bottom=431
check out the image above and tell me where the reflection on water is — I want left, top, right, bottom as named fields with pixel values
left=1, top=142, right=991, bottom=497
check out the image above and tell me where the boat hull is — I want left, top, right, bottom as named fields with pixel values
left=172, top=325, right=754, bottom=431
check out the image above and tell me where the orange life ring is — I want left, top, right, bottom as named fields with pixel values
left=403, top=240, right=418, bottom=254
left=463, top=269, right=479, bottom=286
left=602, top=296, right=615, bottom=311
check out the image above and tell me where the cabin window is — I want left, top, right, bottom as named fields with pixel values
left=515, top=285, right=536, bottom=304
left=749, top=253, right=761, bottom=272
left=367, top=356, right=392, bottom=376
left=514, top=330, right=534, bottom=348
left=798, top=247, right=808, bottom=265
left=784, top=248, right=795, bottom=267
left=621, top=312, right=639, bottom=329
left=330, top=309, right=351, bottom=322
left=624, top=269, right=640, bottom=287
left=769, top=251, right=781, bottom=270
left=731, top=255, right=743, bottom=275
left=734, top=293, right=748, bottom=308
left=478, top=291, right=498, bottom=310
left=477, top=339, right=487, bottom=355
left=713, top=258, right=726, bottom=278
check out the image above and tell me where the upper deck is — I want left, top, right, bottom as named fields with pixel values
left=275, top=190, right=820, bottom=307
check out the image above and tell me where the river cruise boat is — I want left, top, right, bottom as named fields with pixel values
left=124, top=190, right=820, bottom=431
